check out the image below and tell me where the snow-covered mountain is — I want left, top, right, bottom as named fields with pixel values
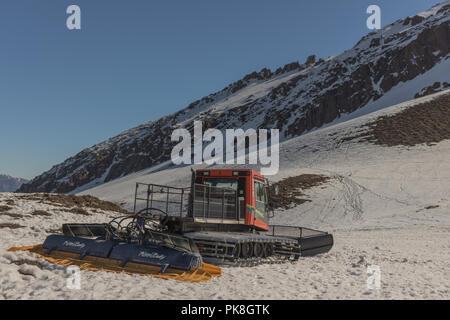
left=0, top=175, right=28, bottom=192
left=18, top=2, right=450, bottom=194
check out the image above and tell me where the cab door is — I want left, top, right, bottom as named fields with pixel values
left=250, top=179, right=269, bottom=230
left=237, top=177, right=246, bottom=220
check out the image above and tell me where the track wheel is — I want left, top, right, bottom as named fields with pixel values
left=253, top=242, right=264, bottom=258
left=231, top=243, right=241, bottom=260
left=240, top=242, right=253, bottom=259
left=264, top=243, right=274, bottom=257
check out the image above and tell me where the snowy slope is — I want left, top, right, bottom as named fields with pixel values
left=18, top=1, right=450, bottom=194
left=2, top=91, right=450, bottom=299
left=1, top=197, right=449, bottom=299
left=2, top=111, right=450, bottom=300
left=80, top=90, right=450, bottom=232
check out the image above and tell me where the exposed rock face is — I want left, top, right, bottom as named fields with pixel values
left=0, top=175, right=28, bottom=192
left=415, top=82, right=450, bottom=98
left=305, top=55, right=316, bottom=67
left=18, top=2, right=450, bottom=194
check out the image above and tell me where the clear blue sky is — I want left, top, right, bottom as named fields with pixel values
left=0, top=0, right=441, bottom=179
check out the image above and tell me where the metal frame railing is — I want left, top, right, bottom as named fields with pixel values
left=133, top=182, right=240, bottom=221
left=134, top=183, right=190, bottom=217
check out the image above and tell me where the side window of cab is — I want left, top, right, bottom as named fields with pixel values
left=254, top=180, right=267, bottom=217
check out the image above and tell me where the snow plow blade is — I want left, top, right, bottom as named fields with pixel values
left=299, top=233, right=333, bottom=256
left=8, top=235, right=221, bottom=283
left=268, top=225, right=333, bottom=257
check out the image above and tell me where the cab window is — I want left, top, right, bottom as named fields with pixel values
left=254, top=180, right=267, bottom=217
left=203, top=178, right=238, bottom=190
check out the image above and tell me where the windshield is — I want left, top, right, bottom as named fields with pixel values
left=203, top=178, right=238, bottom=190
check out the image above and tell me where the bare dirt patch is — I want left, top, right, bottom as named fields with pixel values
left=16, top=194, right=130, bottom=214
left=0, top=223, right=25, bottom=229
left=269, top=174, right=330, bottom=210
left=340, top=93, right=450, bottom=146
left=0, top=205, right=22, bottom=218
left=0, top=212, right=23, bottom=218
left=0, top=205, right=12, bottom=213
left=65, top=208, right=90, bottom=216
left=31, top=210, right=52, bottom=217
left=4, top=200, right=15, bottom=206
left=11, top=259, right=43, bottom=269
